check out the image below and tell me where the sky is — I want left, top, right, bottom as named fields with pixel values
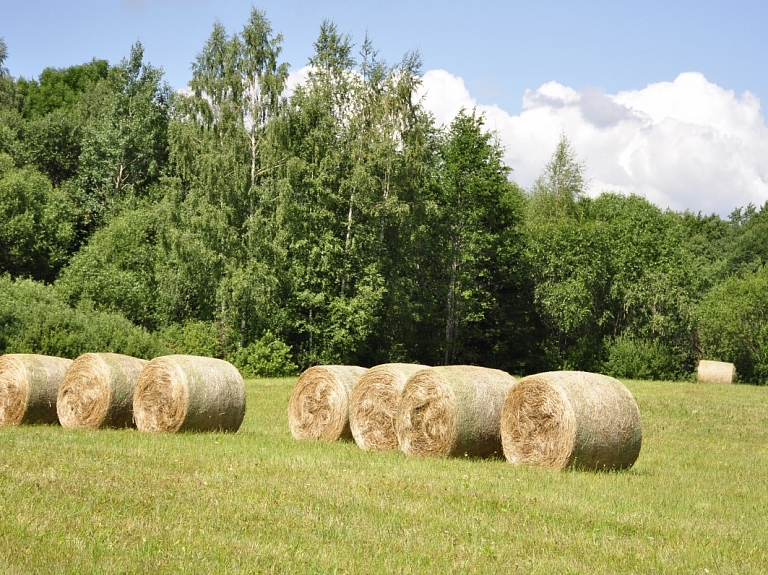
left=3, top=0, right=768, bottom=217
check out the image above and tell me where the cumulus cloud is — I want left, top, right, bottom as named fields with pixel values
left=418, top=70, right=768, bottom=217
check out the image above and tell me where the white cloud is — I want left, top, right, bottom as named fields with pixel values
left=418, top=70, right=768, bottom=217
left=285, top=65, right=312, bottom=98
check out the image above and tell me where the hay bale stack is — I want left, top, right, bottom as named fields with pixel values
left=395, top=366, right=516, bottom=458
left=288, top=365, right=368, bottom=441
left=57, top=353, right=148, bottom=430
left=500, top=371, right=642, bottom=472
left=697, top=360, right=736, bottom=384
left=133, top=355, right=246, bottom=433
left=0, top=354, right=73, bottom=425
left=350, top=363, right=429, bottom=451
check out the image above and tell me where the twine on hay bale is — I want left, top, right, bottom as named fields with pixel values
left=500, top=371, right=642, bottom=472
left=350, top=363, right=429, bottom=451
left=395, top=365, right=516, bottom=458
left=0, top=354, right=73, bottom=425
left=697, top=360, right=736, bottom=384
left=133, top=355, right=246, bottom=433
left=288, top=365, right=368, bottom=441
left=57, top=353, right=148, bottom=430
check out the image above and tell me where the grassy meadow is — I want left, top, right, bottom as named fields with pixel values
left=1, top=377, right=767, bottom=574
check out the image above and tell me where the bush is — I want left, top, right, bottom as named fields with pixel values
left=696, top=266, right=768, bottom=384
left=0, top=276, right=169, bottom=359
left=156, top=320, right=226, bottom=358
left=228, top=331, right=298, bottom=378
left=602, top=335, right=685, bottom=381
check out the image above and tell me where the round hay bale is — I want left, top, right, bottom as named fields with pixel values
left=395, top=365, right=516, bottom=458
left=288, top=365, right=368, bottom=441
left=350, top=363, right=429, bottom=451
left=57, top=353, right=148, bottom=430
left=133, top=355, right=245, bottom=433
left=500, top=371, right=642, bottom=472
left=697, top=360, right=736, bottom=384
left=0, top=354, right=73, bottom=425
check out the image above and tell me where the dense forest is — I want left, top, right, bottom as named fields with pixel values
left=1, top=10, right=767, bottom=383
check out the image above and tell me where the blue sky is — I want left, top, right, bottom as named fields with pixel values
left=3, top=0, right=768, bottom=216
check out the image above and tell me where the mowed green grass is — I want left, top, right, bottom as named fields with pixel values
left=1, top=378, right=767, bottom=574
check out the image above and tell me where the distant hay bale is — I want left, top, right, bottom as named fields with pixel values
left=288, top=365, right=368, bottom=441
left=500, top=371, right=642, bottom=472
left=697, top=360, right=736, bottom=384
left=57, top=353, right=148, bottom=430
left=395, top=366, right=516, bottom=458
left=350, top=363, right=429, bottom=451
left=133, top=355, right=246, bottom=433
left=0, top=354, right=73, bottom=425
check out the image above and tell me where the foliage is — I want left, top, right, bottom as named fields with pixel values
left=527, top=187, right=703, bottom=372
left=227, top=330, right=298, bottom=377
left=527, top=133, right=587, bottom=222
left=0, top=156, right=75, bottom=281
left=0, top=276, right=168, bottom=359
left=156, top=320, right=227, bottom=359
left=695, top=265, right=768, bottom=384
left=603, top=334, right=687, bottom=381
left=76, top=42, right=170, bottom=230
left=55, top=202, right=160, bottom=328
left=0, top=37, right=14, bottom=110
left=431, top=109, right=532, bottom=371
left=16, top=58, right=109, bottom=119
left=5, top=11, right=768, bottom=378
left=23, top=107, right=83, bottom=186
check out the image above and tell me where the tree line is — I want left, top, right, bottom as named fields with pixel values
left=1, top=11, right=767, bottom=382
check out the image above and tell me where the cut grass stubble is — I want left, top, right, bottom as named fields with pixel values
left=1, top=377, right=767, bottom=574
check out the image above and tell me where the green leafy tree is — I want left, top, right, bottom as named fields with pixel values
left=0, top=156, right=74, bottom=281
left=176, top=8, right=288, bottom=227
left=696, top=265, right=768, bottom=384
left=527, top=133, right=587, bottom=222
left=55, top=202, right=161, bottom=328
left=77, top=42, right=170, bottom=228
left=23, top=108, right=82, bottom=186
left=724, top=201, right=768, bottom=277
left=527, top=155, right=704, bottom=373
left=270, top=22, right=434, bottom=366
left=430, top=109, right=531, bottom=369
left=0, top=37, right=15, bottom=110
left=16, top=59, right=109, bottom=119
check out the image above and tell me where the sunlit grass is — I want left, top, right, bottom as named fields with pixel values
left=1, top=378, right=767, bottom=573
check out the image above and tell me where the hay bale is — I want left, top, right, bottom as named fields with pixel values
left=57, top=353, right=148, bottom=429
left=133, top=355, right=245, bottom=433
left=395, top=366, right=516, bottom=458
left=0, top=354, right=73, bottom=425
left=350, top=363, right=429, bottom=451
left=288, top=365, right=368, bottom=441
left=697, top=360, right=736, bottom=384
left=500, top=371, right=642, bottom=472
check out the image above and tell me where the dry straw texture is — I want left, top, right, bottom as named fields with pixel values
left=697, top=360, right=736, bottom=384
left=350, top=363, right=429, bottom=451
left=288, top=365, right=368, bottom=441
left=500, top=371, right=642, bottom=472
left=395, top=365, right=516, bottom=458
left=133, top=355, right=246, bottom=433
left=0, top=354, right=73, bottom=425
left=56, top=353, right=148, bottom=430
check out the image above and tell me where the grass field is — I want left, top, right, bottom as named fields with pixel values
left=1, top=377, right=767, bottom=574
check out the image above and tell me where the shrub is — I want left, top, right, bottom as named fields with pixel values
left=602, top=335, right=684, bottom=381
left=695, top=266, right=768, bottom=384
left=0, top=275, right=168, bottom=359
left=228, top=331, right=298, bottom=378
left=156, top=320, right=226, bottom=358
